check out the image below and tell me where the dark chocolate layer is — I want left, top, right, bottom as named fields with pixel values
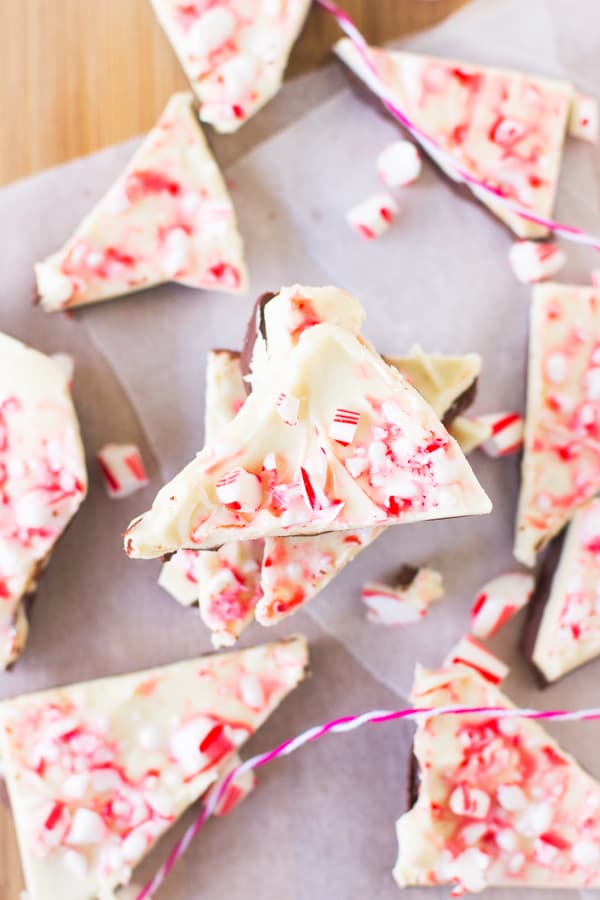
left=521, top=530, right=565, bottom=687
left=407, top=747, right=420, bottom=810
left=240, top=291, right=277, bottom=391
left=442, top=378, right=478, bottom=426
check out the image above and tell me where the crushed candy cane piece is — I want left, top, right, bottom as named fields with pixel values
left=97, top=443, right=148, bottom=499
left=362, top=567, right=444, bottom=625
left=376, top=140, right=422, bottom=187
left=568, top=94, right=599, bottom=143
left=508, top=241, right=566, bottom=284
left=471, top=572, right=534, bottom=640
left=276, top=392, right=300, bottom=426
left=329, top=407, right=361, bottom=445
left=216, top=468, right=262, bottom=512
left=476, top=412, right=524, bottom=457
left=444, top=635, right=509, bottom=684
left=346, top=193, right=398, bottom=239
left=203, top=753, right=256, bottom=817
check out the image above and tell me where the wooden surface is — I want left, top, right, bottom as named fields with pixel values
left=0, top=0, right=466, bottom=895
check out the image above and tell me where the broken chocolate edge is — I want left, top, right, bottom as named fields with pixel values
left=240, top=291, right=278, bottom=392
left=521, top=531, right=566, bottom=688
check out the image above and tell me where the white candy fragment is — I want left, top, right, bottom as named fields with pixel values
left=216, top=467, right=262, bottom=512
left=67, top=808, right=106, bottom=845
left=449, top=785, right=491, bottom=819
left=568, top=94, right=599, bottom=143
left=508, top=241, right=566, bottom=284
left=329, top=407, right=360, bottom=445
left=471, top=572, right=534, bottom=639
left=276, top=392, right=300, bottom=426
left=476, top=412, right=524, bottom=457
left=346, top=193, right=398, bottom=239
left=362, top=568, right=444, bottom=626
left=51, top=353, right=75, bottom=387
left=97, top=443, right=149, bottom=499
left=444, top=635, right=509, bottom=685
left=376, top=140, right=422, bottom=187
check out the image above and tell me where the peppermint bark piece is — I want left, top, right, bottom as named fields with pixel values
left=529, top=497, right=600, bottom=682
left=335, top=41, right=574, bottom=238
left=0, top=637, right=307, bottom=900
left=36, top=93, right=247, bottom=311
left=149, top=1, right=312, bottom=133
left=125, top=297, right=491, bottom=557
left=0, top=333, right=87, bottom=668
left=514, top=283, right=600, bottom=566
left=396, top=661, right=600, bottom=892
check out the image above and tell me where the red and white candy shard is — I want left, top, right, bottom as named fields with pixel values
left=476, top=412, right=524, bottom=458
left=149, top=0, right=311, bottom=133
left=532, top=497, right=600, bottom=682
left=203, top=752, right=256, bottom=817
left=443, top=635, right=509, bottom=685
left=515, top=283, right=600, bottom=566
left=508, top=241, right=566, bottom=284
left=376, top=140, right=422, bottom=188
left=35, top=93, right=247, bottom=311
left=0, top=333, right=87, bottom=669
left=395, top=662, right=600, bottom=893
left=568, top=94, right=599, bottom=143
left=361, top=569, right=444, bottom=626
left=346, top=192, right=398, bottom=239
left=97, top=443, right=148, bottom=499
left=0, top=637, right=307, bottom=900
left=471, top=572, right=534, bottom=640
left=125, top=288, right=491, bottom=558
left=334, top=41, right=575, bottom=238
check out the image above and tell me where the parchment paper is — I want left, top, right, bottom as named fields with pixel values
left=1, top=1, right=600, bottom=897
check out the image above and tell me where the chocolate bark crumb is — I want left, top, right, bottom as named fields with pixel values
left=210, top=348, right=241, bottom=360
left=396, top=565, right=418, bottom=588
left=521, top=530, right=566, bottom=687
left=407, top=747, right=420, bottom=809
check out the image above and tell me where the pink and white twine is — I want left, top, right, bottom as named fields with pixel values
left=316, top=0, right=600, bottom=250
left=137, top=702, right=600, bottom=898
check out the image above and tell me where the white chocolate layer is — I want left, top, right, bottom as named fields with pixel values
left=395, top=662, right=600, bottom=892
left=335, top=41, right=574, bottom=238
left=0, top=637, right=307, bottom=900
left=126, top=287, right=490, bottom=557
left=0, top=333, right=87, bottom=668
left=532, top=497, right=600, bottom=682
left=36, top=93, right=247, bottom=311
left=149, top=1, right=311, bottom=133
left=515, top=283, right=600, bottom=566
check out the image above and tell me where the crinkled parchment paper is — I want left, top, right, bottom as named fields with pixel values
left=1, top=1, right=600, bottom=897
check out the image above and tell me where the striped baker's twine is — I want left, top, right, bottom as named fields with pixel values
left=136, top=702, right=600, bottom=898
left=317, top=0, right=600, bottom=250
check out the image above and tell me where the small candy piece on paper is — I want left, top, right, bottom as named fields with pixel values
left=346, top=193, right=398, bottom=239
left=476, top=412, right=524, bottom=457
left=568, top=94, right=599, bottom=143
left=376, top=140, right=422, bottom=187
left=508, top=241, right=566, bottom=284
left=471, top=572, right=534, bottom=640
left=97, top=443, right=149, bottom=499
left=362, top=567, right=444, bottom=625
left=444, top=635, right=510, bottom=684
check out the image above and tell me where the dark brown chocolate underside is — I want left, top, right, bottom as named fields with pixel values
left=337, top=61, right=543, bottom=242
left=407, top=747, right=420, bottom=809
left=210, top=348, right=241, bottom=360
left=442, top=378, right=478, bottom=427
left=521, top=530, right=566, bottom=687
left=239, top=291, right=278, bottom=392
left=396, top=565, right=418, bottom=589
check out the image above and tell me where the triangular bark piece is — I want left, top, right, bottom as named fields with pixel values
left=35, top=93, right=247, bottom=311
left=396, top=661, right=600, bottom=892
left=514, top=283, right=600, bottom=566
left=530, top=497, right=600, bottom=682
left=125, top=288, right=490, bottom=557
left=0, top=637, right=307, bottom=900
left=149, top=1, right=311, bottom=133
left=335, top=41, right=574, bottom=238
left=0, top=333, right=87, bottom=668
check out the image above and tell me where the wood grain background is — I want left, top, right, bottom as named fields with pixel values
left=0, top=0, right=466, bottom=894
